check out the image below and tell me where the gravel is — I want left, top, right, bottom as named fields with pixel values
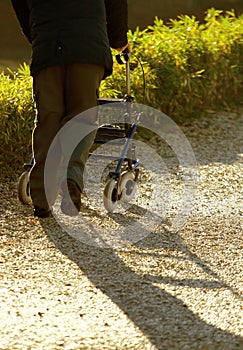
left=0, top=111, right=242, bottom=350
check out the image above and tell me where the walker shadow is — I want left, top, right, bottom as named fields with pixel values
left=40, top=218, right=243, bottom=350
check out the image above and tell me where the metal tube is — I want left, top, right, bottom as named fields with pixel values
left=126, top=60, right=131, bottom=96
left=114, top=122, right=138, bottom=175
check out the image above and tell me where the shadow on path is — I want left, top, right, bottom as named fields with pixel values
left=40, top=218, right=242, bottom=350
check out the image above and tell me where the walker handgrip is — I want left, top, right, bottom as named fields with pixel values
left=115, top=50, right=130, bottom=65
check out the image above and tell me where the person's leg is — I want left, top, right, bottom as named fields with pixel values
left=61, top=63, right=104, bottom=192
left=30, top=66, right=65, bottom=213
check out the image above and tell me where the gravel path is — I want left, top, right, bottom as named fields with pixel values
left=0, top=111, right=242, bottom=350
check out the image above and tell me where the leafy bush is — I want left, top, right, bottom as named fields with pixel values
left=0, top=9, right=242, bottom=172
left=101, top=8, right=243, bottom=118
left=0, top=63, right=33, bottom=173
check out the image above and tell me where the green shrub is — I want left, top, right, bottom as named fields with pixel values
left=101, top=8, right=243, bottom=118
left=0, top=9, right=242, bottom=172
left=0, top=63, right=33, bottom=173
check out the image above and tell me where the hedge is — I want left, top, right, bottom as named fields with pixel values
left=101, top=8, right=243, bottom=116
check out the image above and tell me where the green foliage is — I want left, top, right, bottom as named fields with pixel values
left=0, top=9, right=242, bottom=172
left=100, top=9, right=243, bottom=119
left=0, top=63, right=33, bottom=172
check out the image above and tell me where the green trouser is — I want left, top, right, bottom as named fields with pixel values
left=30, top=63, right=104, bottom=210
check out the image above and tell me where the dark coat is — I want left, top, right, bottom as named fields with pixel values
left=11, top=0, right=128, bottom=78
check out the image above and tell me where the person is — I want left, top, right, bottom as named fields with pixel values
left=11, top=0, right=130, bottom=218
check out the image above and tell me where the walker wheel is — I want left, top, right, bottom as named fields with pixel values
left=18, top=171, right=32, bottom=204
left=120, top=171, right=137, bottom=203
left=103, top=178, right=118, bottom=212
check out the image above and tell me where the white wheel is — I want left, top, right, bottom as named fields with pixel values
left=18, top=171, right=32, bottom=204
left=103, top=178, right=118, bottom=212
left=120, top=171, right=137, bottom=203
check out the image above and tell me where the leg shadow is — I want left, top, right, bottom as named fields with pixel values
left=40, top=218, right=243, bottom=350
